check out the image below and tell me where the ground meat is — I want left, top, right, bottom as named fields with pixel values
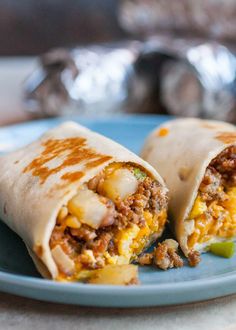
left=198, top=146, right=236, bottom=202
left=50, top=166, right=168, bottom=272
left=211, top=146, right=236, bottom=186
left=77, top=250, right=103, bottom=269
left=50, top=226, right=81, bottom=256
left=138, top=177, right=168, bottom=213
left=153, top=240, right=184, bottom=270
left=188, top=250, right=201, bottom=267
left=86, top=232, right=113, bottom=257
left=115, top=177, right=167, bottom=229
left=137, top=253, right=153, bottom=265
left=87, top=172, right=105, bottom=191
left=137, top=239, right=183, bottom=270
left=70, top=225, right=97, bottom=241
left=107, top=238, right=117, bottom=256
left=199, top=167, right=227, bottom=202
left=99, top=197, right=116, bottom=227
left=115, top=196, right=144, bottom=229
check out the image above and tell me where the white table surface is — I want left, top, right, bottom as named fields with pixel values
left=0, top=57, right=236, bottom=330
left=0, top=57, right=36, bottom=126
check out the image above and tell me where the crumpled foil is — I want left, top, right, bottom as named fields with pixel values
left=144, top=35, right=236, bottom=122
left=24, top=36, right=236, bottom=122
left=24, top=42, right=143, bottom=117
left=119, top=0, right=236, bottom=41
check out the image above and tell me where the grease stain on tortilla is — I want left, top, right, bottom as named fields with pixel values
left=23, top=138, right=112, bottom=184
left=178, top=166, right=191, bottom=181
left=215, top=132, right=236, bottom=144
left=156, top=127, right=169, bottom=137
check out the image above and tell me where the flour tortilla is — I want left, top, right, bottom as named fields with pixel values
left=0, top=121, right=167, bottom=279
left=141, top=118, right=236, bottom=255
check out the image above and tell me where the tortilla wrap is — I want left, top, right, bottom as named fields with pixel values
left=0, top=121, right=167, bottom=280
left=141, top=118, right=236, bottom=255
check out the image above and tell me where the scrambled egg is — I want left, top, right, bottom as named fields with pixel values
left=187, top=187, right=236, bottom=249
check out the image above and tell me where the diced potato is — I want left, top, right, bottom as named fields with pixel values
left=88, top=265, right=139, bottom=285
left=189, top=196, right=207, bottom=219
left=68, top=188, right=107, bottom=229
left=100, top=168, right=138, bottom=201
left=51, top=245, right=75, bottom=275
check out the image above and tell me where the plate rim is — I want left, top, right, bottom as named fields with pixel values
left=1, top=114, right=236, bottom=307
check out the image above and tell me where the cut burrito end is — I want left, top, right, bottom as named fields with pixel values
left=50, top=162, right=167, bottom=281
left=186, top=146, right=236, bottom=253
left=0, top=121, right=168, bottom=283
left=141, top=118, right=236, bottom=260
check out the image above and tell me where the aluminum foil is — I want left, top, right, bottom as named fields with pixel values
left=24, top=42, right=143, bottom=117
left=24, top=36, right=236, bottom=122
left=144, top=36, right=236, bottom=122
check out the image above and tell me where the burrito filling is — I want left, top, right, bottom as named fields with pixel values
left=187, top=146, right=236, bottom=251
left=49, top=162, right=167, bottom=280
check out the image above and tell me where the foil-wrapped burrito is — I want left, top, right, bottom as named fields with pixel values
left=141, top=118, right=236, bottom=258
left=0, top=121, right=168, bottom=282
left=24, top=38, right=236, bottom=122
left=24, top=42, right=143, bottom=117
left=142, top=36, right=236, bottom=122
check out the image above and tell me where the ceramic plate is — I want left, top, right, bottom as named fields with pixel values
left=0, top=115, right=236, bottom=308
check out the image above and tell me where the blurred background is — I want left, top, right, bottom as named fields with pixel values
left=0, top=0, right=124, bottom=55
left=0, top=0, right=236, bottom=125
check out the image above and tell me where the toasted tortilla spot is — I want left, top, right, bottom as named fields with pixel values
left=156, top=127, right=169, bottom=137
left=215, top=132, right=236, bottom=144
left=178, top=166, right=191, bottom=181
left=86, top=156, right=112, bottom=169
left=61, top=171, right=84, bottom=182
left=14, top=160, right=19, bottom=164
left=23, top=138, right=112, bottom=184
left=33, top=244, right=43, bottom=258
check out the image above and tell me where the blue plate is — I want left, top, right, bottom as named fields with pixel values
left=0, top=114, right=236, bottom=308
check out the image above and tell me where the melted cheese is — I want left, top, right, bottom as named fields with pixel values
left=187, top=187, right=236, bottom=249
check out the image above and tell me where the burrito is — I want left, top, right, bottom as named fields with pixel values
left=0, top=121, right=168, bottom=282
left=141, top=118, right=236, bottom=261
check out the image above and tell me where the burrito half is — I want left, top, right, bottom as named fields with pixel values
left=141, top=118, right=236, bottom=260
left=0, top=121, right=168, bottom=281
